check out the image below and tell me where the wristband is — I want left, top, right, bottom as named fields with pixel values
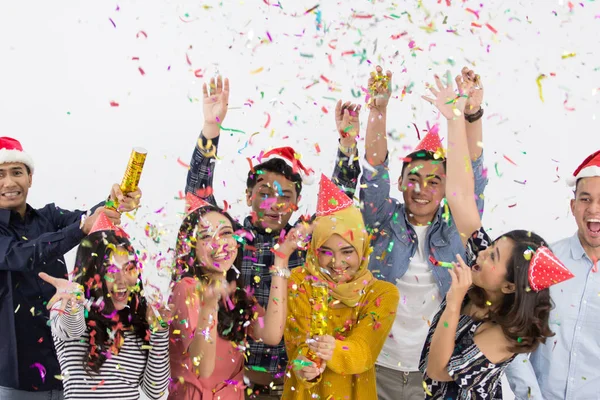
left=338, top=142, right=357, bottom=155
left=465, top=107, right=484, bottom=123
left=269, top=266, right=291, bottom=279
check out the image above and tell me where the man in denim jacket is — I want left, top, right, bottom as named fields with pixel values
left=360, top=67, right=488, bottom=400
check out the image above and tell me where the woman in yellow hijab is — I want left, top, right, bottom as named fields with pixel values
left=283, top=175, right=399, bottom=399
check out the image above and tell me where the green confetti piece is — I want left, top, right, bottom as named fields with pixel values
left=300, top=53, right=314, bottom=58
left=248, top=366, right=268, bottom=372
left=443, top=321, right=449, bottom=328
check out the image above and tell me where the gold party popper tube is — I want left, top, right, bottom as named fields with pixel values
left=307, top=281, right=329, bottom=367
left=110, top=147, right=147, bottom=210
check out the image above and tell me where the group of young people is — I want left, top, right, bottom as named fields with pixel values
left=0, top=65, right=597, bottom=400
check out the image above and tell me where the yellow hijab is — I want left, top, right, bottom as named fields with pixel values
left=304, top=205, right=374, bottom=307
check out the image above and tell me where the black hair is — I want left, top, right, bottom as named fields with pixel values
left=173, top=205, right=256, bottom=344
left=246, top=158, right=303, bottom=197
left=400, top=150, right=446, bottom=178
left=25, top=165, right=31, bottom=175
left=73, top=231, right=149, bottom=374
left=468, top=230, right=554, bottom=354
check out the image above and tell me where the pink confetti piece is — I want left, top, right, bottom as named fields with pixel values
left=264, top=113, right=271, bottom=128
left=177, top=158, right=190, bottom=168
left=109, top=18, right=116, bottom=28
left=136, top=31, right=147, bottom=39
left=186, top=53, right=192, bottom=66
left=258, top=316, right=264, bottom=328
left=266, top=31, right=273, bottom=42
left=30, top=363, right=46, bottom=383
left=138, top=67, right=145, bottom=76
left=110, top=101, right=120, bottom=107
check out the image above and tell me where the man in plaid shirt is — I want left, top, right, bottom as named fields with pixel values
left=185, top=76, right=362, bottom=398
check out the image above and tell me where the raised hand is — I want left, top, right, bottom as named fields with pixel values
left=422, top=72, right=467, bottom=120
left=335, top=100, right=361, bottom=150
left=445, top=254, right=473, bottom=312
left=458, top=67, right=484, bottom=115
left=275, top=221, right=313, bottom=259
left=39, top=272, right=84, bottom=311
left=81, top=207, right=121, bottom=234
left=367, top=65, right=393, bottom=111
left=146, top=302, right=174, bottom=331
left=197, top=279, right=237, bottom=306
left=203, top=75, right=230, bottom=131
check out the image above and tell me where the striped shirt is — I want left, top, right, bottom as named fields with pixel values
left=50, top=302, right=170, bottom=400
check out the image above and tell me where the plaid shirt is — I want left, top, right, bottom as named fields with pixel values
left=185, top=133, right=360, bottom=375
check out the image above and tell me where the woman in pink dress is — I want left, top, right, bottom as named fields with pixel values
left=169, top=198, right=308, bottom=399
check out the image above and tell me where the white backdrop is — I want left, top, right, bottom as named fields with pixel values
left=1, top=0, right=599, bottom=398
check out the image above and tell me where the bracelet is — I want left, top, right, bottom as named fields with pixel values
left=465, top=107, right=484, bottom=123
left=338, top=143, right=357, bottom=155
left=269, top=266, right=291, bottom=279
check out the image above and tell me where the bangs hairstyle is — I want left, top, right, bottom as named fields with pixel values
left=469, top=230, right=554, bottom=354
left=73, top=231, right=149, bottom=374
left=246, top=158, right=303, bottom=197
left=400, top=150, right=446, bottom=177
left=173, top=205, right=256, bottom=344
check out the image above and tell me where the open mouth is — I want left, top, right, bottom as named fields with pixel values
left=264, top=214, right=281, bottom=222
left=587, top=219, right=600, bottom=235
left=472, top=263, right=481, bottom=272
left=111, top=288, right=129, bottom=303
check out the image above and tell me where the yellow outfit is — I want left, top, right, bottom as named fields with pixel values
left=283, top=205, right=400, bottom=400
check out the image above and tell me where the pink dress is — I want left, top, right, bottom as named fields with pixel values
left=169, top=277, right=253, bottom=400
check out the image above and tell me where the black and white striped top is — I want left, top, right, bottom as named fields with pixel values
left=50, top=302, right=170, bottom=400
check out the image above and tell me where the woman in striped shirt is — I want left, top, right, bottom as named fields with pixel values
left=40, top=216, right=171, bottom=400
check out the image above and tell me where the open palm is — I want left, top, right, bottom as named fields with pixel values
left=422, top=73, right=467, bottom=120
left=39, top=272, right=83, bottom=311
left=203, top=75, right=230, bottom=126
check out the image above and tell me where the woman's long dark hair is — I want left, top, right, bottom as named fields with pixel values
left=173, top=205, right=256, bottom=344
left=73, top=231, right=149, bottom=374
left=469, top=230, right=554, bottom=354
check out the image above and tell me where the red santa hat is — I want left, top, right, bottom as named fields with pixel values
left=316, top=174, right=354, bottom=217
left=88, top=212, right=129, bottom=238
left=527, top=246, right=574, bottom=291
left=185, top=192, right=212, bottom=214
left=410, top=123, right=445, bottom=159
left=567, top=150, right=600, bottom=187
left=260, top=147, right=315, bottom=185
left=0, top=137, right=35, bottom=172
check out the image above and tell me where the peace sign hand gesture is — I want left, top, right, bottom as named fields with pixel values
left=39, top=272, right=85, bottom=312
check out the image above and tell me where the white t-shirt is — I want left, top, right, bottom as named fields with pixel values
left=376, top=224, right=443, bottom=372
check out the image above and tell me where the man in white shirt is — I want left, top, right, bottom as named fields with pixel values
left=506, top=149, right=600, bottom=399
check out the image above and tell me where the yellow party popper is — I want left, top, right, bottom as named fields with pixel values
left=110, top=147, right=147, bottom=210
left=307, top=281, right=329, bottom=367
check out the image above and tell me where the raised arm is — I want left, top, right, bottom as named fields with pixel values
left=331, top=100, right=362, bottom=199
left=253, top=222, right=309, bottom=344
left=359, top=66, right=399, bottom=230
left=185, top=76, right=230, bottom=205
left=364, top=66, right=392, bottom=167
left=422, top=72, right=480, bottom=246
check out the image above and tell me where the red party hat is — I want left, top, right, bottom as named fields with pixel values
left=566, top=150, right=600, bottom=187
left=261, top=147, right=315, bottom=184
left=316, top=174, right=353, bottom=217
left=89, top=212, right=129, bottom=238
left=185, top=192, right=212, bottom=214
left=412, top=124, right=444, bottom=157
left=528, top=246, right=574, bottom=292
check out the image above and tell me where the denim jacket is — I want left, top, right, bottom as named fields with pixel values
left=359, top=154, right=487, bottom=297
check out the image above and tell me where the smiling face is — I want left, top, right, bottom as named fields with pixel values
left=0, top=163, right=32, bottom=215
left=398, top=159, right=445, bottom=225
left=194, top=211, right=239, bottom=276
left=317, top=234, right=361, bottom=283
left=246, top=171, right=300, bottom=233
left=571, top=176, right=600, bottom=254
left=104, top=246, right=140, bottom=311
left=471, top=236, right=515, bottom=294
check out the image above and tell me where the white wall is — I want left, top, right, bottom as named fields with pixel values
left=1, top=1, right=598, bottom=398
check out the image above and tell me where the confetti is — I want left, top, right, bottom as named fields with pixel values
left=30, top=363, right=46, bottom=383
left=536, top=74, right=547, bottom=102
left=109, top=18, right=116, bottom=28
left=250, top=67, right=264, bottom=74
